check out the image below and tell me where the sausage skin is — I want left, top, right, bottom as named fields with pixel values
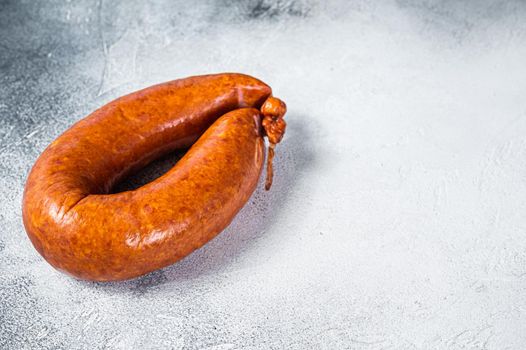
left=22, top=73, right=275, bottom=281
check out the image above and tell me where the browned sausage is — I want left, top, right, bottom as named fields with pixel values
left=22, top=73, right=286, bottom=281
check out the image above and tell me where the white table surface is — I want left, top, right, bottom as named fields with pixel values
left=1, top=1, right=525, bottom=349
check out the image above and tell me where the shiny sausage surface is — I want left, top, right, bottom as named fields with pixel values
left=22, top=73, right=286, bottom=281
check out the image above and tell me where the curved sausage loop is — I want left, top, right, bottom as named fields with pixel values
left=22, top=73, right=287, bottom=281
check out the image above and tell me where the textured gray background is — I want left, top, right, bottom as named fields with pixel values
left=2, top=0, right=526, bottom=349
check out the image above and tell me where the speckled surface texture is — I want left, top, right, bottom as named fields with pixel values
left=1, top=0, right=526, bottom=349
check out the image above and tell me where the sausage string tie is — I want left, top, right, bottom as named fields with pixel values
left=261, top=97, right=287, bottom=191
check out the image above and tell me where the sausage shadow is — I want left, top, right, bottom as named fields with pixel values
left=77, top=114, right=316, bottom=294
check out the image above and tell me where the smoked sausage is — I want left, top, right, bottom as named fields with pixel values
left=22, top=73, right=286, bottom=281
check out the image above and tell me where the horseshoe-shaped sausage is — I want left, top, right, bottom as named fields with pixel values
left=22, top=73, right=286, bottom=281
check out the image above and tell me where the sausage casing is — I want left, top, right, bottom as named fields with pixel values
left=22, top=73, right=278, bottom=281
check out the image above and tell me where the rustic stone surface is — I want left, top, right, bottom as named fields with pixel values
left=1, top=1, right=526, bottom=348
